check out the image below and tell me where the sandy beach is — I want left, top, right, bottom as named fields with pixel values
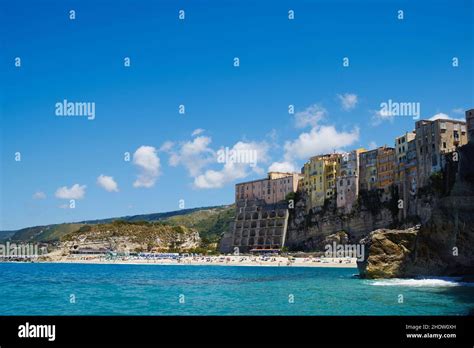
left=41, top=255, right=358, bottom=268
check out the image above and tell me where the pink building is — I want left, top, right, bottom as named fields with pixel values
left=235, top=172, right=302, bottom=204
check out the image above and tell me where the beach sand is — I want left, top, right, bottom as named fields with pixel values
left=41, top=255, right=358, bottom=268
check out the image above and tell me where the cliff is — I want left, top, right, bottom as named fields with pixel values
left=357, top=142, right=474, bottom=278
left=44, top=221, right=202, bottom=260
left=285, top=191, right=398, bottom=251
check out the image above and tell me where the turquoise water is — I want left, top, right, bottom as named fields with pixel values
left=0, top=263, right=473, bottom=315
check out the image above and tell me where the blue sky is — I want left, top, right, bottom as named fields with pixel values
left=1, top=0, right=473, bottom=230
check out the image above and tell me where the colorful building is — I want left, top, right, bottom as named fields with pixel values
left=301, top=153, right=342, bottom=210
left=337, top=148, right=366, bottom=212
left=415, top=118, right=468, bottom=187
left=358, top=149, right=378, bottom=192
left=395, top=131, right=416, bottom=164
left=235, top=172, right=302, bottom=204
left=376, top=146, right=396, bottom=192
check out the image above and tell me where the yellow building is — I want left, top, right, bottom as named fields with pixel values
left=301, top=153, right=342, bottom=210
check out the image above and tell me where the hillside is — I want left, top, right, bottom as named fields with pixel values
left=3, top=205, right=234, bottom=250
left=163, top=206, right=235, bottom=245
left=5, top=224, right=84, bottom=243
left=59, top=221, right=201, bottom=254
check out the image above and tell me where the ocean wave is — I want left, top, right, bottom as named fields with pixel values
left=370, top=278, right=474, bottom=287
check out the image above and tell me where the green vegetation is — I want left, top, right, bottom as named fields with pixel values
left=61, top=221, right=198, bottom=252
left=10, top=223, right=84, bottom=242
left=386, top=185, right=400, bottom=219
left=6, top=205, right=234, bottom=251
left=429, top=171, right=445, bottom=195
left=163, top=205, right=235, bottom=248
left=357, top=189, right=383, bottom=215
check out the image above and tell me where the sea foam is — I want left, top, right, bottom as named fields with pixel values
left=370, top=278, right=474, bottom=287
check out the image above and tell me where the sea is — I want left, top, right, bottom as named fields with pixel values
left=0, top=263, right=473, bottom=315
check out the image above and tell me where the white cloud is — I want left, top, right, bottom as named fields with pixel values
left=337, top=93, right=358, bottom=111
left=194, top=141, right=269, bottom=189
left=159, top=141, right=174, bottom=152
left=55, top=184, right=86, bottom=199
left=191, top=128, right=205, bottom=136
left=132, top=146, right=160, bottom=188
left=283, top=125, right=360, bottom=161
left=294, top=104, right=327, bottom=128
left=266, top=129, right=278, bottom=142
left=97, top=174, right=119, bottom=192
left=429, top=113, right=450, bottom=121
left=169, top=136, right=214, bottom=176
left=32, top=191, right=46, bottom=200
left=429, top=112, right=464, bottom=122
left=268, top=161, right=297, bottom=173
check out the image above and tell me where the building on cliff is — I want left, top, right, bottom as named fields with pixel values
left=337, top=148, right=366, bottom=213
left=301, top=153, right=342, bottom=211
left=234, top=172, right=302, bottom=205
left=395, top=131, right=416, bottom=164
left=415, top=118, right=468, bottom=187
left=359, top=148, right=378, bottom=191
left=466, top=109, right=474, bottom=142
left=219, top=199, right=290, bottom=253
left=395, top=138, right=418, bottom=219
left=220, top=172, right=301, bottom=253
left=358, top=146, right=396, bottom=201
left=376, top=146, right=396, bottom=193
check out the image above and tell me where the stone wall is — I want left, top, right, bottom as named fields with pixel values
left=219, top=199, right=289, bottom=253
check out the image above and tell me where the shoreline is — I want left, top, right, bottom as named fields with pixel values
left=1, top=256, right=358, bottom=269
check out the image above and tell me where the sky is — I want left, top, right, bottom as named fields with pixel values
left=1, top=0, right=473, bottom=230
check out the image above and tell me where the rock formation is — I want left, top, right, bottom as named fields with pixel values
left=357, top=142, right=474, bottom=278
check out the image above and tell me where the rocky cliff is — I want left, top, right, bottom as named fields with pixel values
left=285, top=192, right=398, bottom=251
left=357, top=142, right=474, bottom=278
left=52, top=221, right=201, bottom=257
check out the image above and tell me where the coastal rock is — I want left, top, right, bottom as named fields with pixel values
left=357, top=227, right=419, bottom=278
left=358, top=142, right=474, bottom=278
left=358, top=197, right=474, bottom=279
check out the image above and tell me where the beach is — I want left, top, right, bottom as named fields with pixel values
left=40, top=254, right=358, bottom=268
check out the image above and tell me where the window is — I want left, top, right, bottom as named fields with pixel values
left=443, top=142, right=446, bottom=149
